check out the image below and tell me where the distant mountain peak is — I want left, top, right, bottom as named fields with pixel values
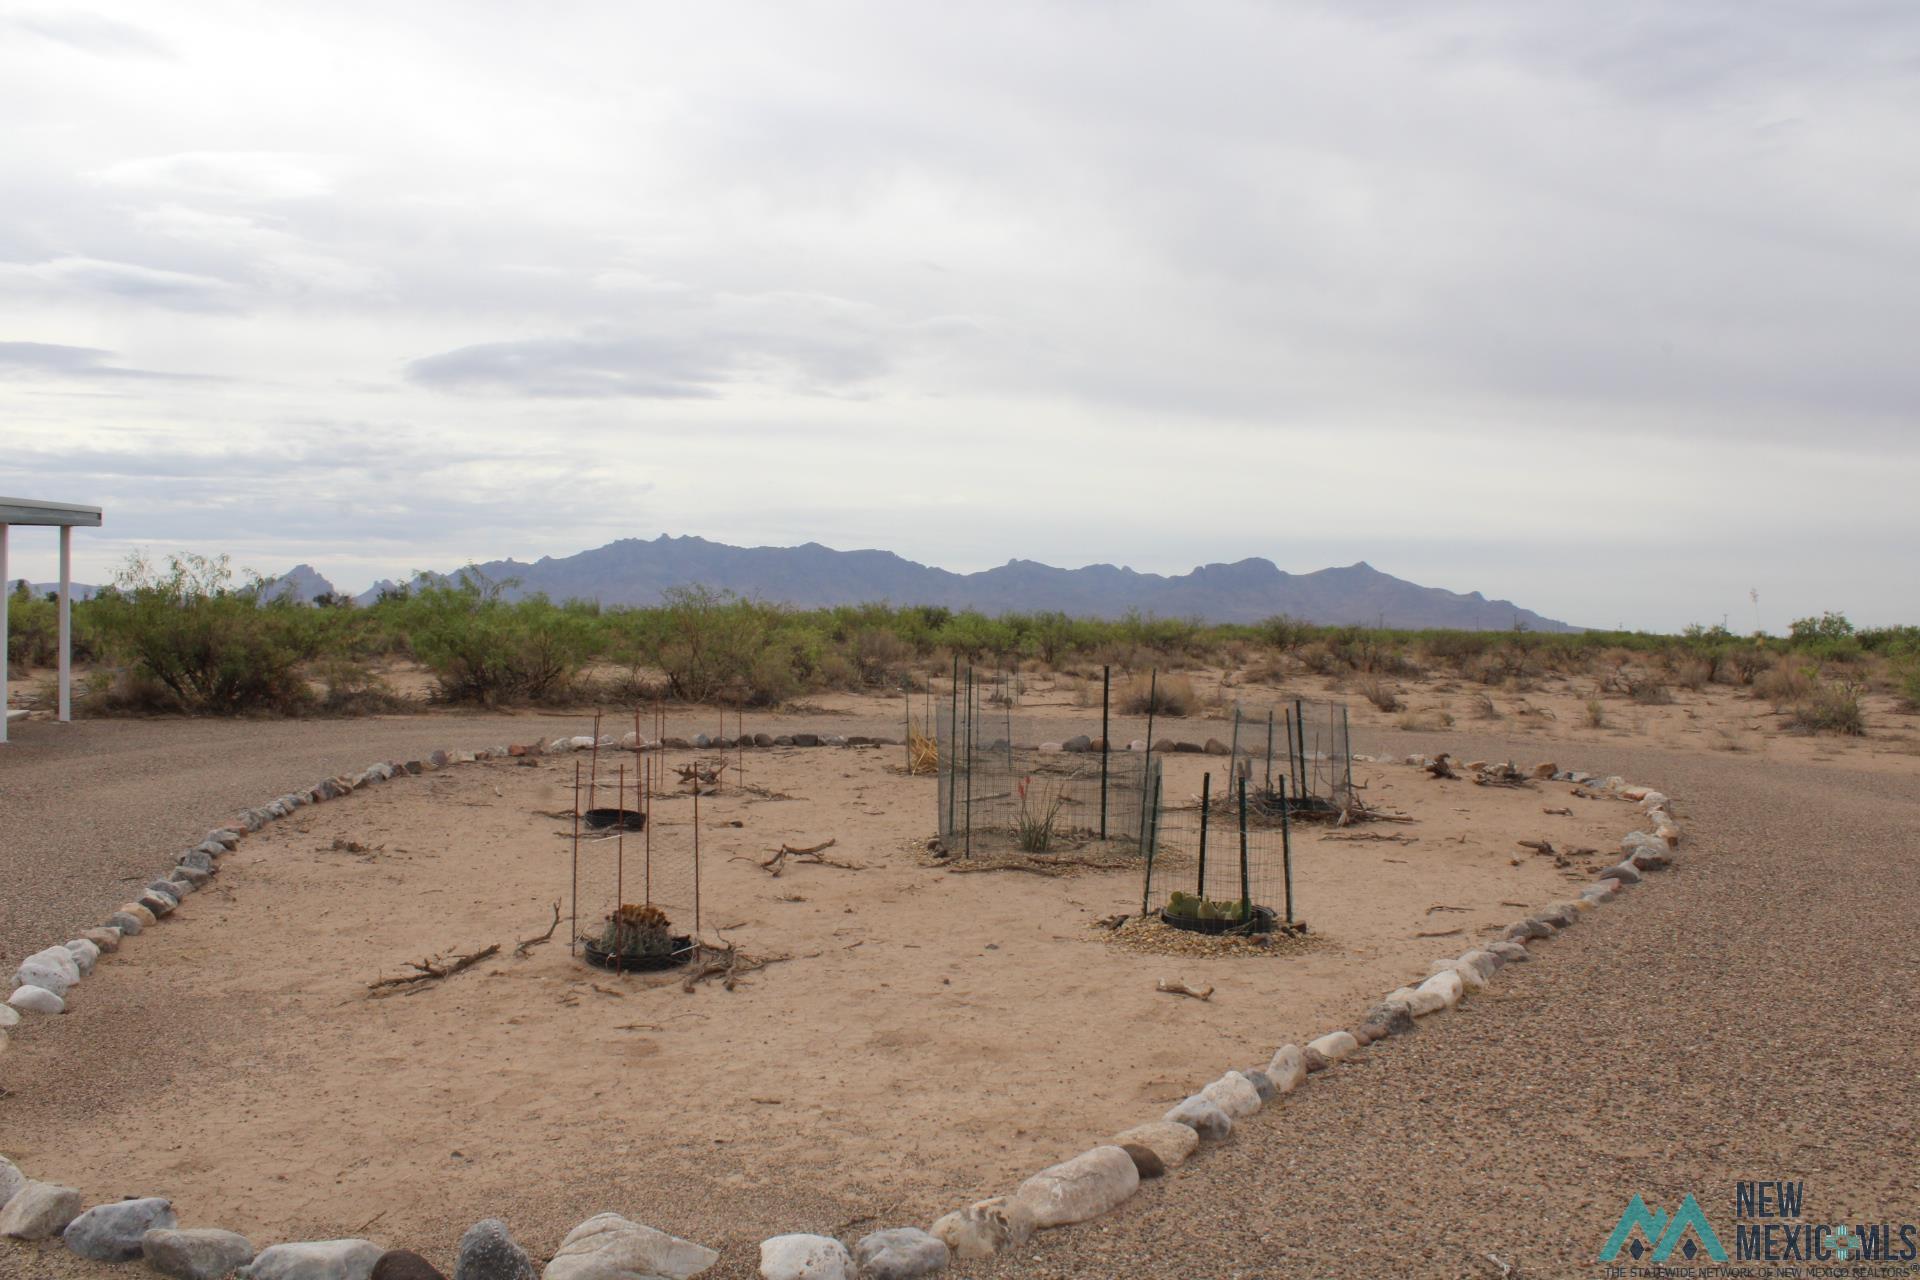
left=342, top=535, right=1575, bottom=630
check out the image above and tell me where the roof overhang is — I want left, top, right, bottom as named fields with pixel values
left=0, top=496, right=104, bottom=527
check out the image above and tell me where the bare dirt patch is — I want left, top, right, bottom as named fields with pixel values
left=0, top=734, right=1634, bottom=1268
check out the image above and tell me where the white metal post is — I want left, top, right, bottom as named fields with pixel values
left=59, top=524, right=72, bottom=722
left=1, top=522, right=9, bottom=745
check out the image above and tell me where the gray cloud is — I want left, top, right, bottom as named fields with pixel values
left=7, top=9, right=170, bottom=58
left=2, top=2, right=1918, bottom=626
left=0, top=340, right=189, bottom=381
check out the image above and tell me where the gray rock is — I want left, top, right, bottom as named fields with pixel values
left=1238, top=1068, right=1276, bottom=1102
left=453, top=1217, right=534, bottom=1280
left=0, top=1155, right=24, bottom=1209
left=791, top=733, right=820, bottom=747
left=107, top=910, right=146, bottom=935
left=140, top=890, right=179, bottom=916
left=180, top=849, right=216, bottom=872
left=371, top=1250, right=446, bottom=1280
left=1303, top=1046, right=1331, bottom=1073
left=0, top=1180, right=84, bottom=1239
left=17, top=953, right=78, bottom=996
left=209, top=830, right=242, bottom=848
left=753, top=733, right=776, bottom=747
left=143, top=1227, right=257, bottom=1280
left=662, top=736, right=692, bottom=749
left=928, top=1200, right=1032, bottom=1262
left=1360, top=1001, right=1417, bottom=1039
left=1062, top=735, right=1092, bottom=752
left=243, top=1238, right=384, bottom=1280
left=1502, top=919, right=1553, bottom=942
left=65, top=1196, right=177, bottom=1261
left=1119, top=1143, right=1166, bottom=1179
left=172, top=865, right=213, bottom=888
left=1487, top=940, right=1531, bottom=963
left=81, top=926, right=122, bottom=953
left=852, top=1227, right=948, bottom=1279
left=757, top=1233, right=854, bottom=1279
left=152, top=876, right=195, bottom=898
left=822, top=734, right=848, bottom=747
left=692, top=733, right=711, bottom=748
left=1601, top=861, right=1644, bottom=884
left=63, top=939, right=99, bottom=976
left=543, top=1213, right=718, bottom=1280
left=1163, top=1094, right=1232, bottom=1140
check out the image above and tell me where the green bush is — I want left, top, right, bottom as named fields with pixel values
left=88, top=553, right=318, bottom=714
left=391, top=570, right=598, bottom=705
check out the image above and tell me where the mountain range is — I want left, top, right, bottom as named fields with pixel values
left=299, top=534, right=1574, bottom=630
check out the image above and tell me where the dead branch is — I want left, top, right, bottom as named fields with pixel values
left=1325, top=832, right=1419, bottom=844
left=1415, top=927, right=1463, bottom=938
left=737, top=838, right=861, bottom=876
left=368, top=943, right=500, bottom=994
left=1425, top=904, right=1470, bottom=914
left=514, top=902, right=562, bottom=957
left=680, top=939, right=798, bottom=992
left=1156, top=978, right=1214, bottom=1001
left=1424, top=754, right=1458, bottom=780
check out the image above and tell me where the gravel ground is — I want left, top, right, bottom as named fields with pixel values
left=4, top=715, right=1916, bottom=1279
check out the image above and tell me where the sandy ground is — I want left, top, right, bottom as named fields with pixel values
left=1, top=701, right=1633, bottom=1277
left=4, top=670, right=1916, bottom=1278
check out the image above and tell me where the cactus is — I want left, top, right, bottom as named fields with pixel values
left=599, top=904, right=676, bottom=961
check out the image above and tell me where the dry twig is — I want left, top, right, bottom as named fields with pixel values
left=1156, top=978, right=1215, bottom=1001
left=514, top=901, right=561, bottom=957
left=368, top=944, right=500, bottom=995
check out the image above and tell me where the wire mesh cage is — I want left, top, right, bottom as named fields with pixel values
left=570, top=753, right=700, bottom=971
left=1140, top=766, right=1300, bottom=934
left=1225, top=697, right=1354, bottom=821
left=933, top=668, right=1156, bottom=858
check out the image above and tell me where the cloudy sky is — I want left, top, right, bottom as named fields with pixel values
left=3, top=1, right=1916, bottom=630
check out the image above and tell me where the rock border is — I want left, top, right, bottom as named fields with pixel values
left=2, top=736, right=1685, bottom=1280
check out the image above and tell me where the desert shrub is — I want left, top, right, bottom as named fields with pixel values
left=1627, top=677, right=1674, bottom=706
left=851, top=628, right=912, bottom=685
left=314, top=659, right=412, bottom=715
left=1673, top=659, right=1712, bottom=691
left=1725, top=645, right=1771, bottom=686
left=1754, top=659, right=1815, bottom=710
left=1899, top=664, right=1920, bottom=713
left=1357, top=674, right=1401, bottom=712
left=1119, top=672, right=1195, bottom=716
left=1467, top=691, right=1499, bottom=720
left=1789, top=681, right=1866, bottom=736
left=1395, top=706, right=1453, bottom=731
left=394, top=570, right=599, bottom=705
left=88, top=553, right=318, bottom=714
left=1296, top=642, right=1341, bottom=676
left=1584, top=698, right=1606, bottom=728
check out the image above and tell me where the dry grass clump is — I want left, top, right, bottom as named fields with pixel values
left=1583, top=698, right=1607, bottom=729
left=1357, top=674, right=1401, bottom=713
left=1119, top=672, right=1196, bottom=716
left=1468, top=692, right=1500, bottom=720
left=1755, top=659, right=1815, bottom=710
left=1673, top=658, right=1712, bottom=691
left=1395, top=706, right=1454, bottom=732
left=1627, top=677, right=1674, bottom=706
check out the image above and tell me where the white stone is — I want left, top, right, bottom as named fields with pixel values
left=1163, top=1094, right=1232, bottom=1141
left=1639, top=791, right=1668, bottom=809
left=1111, top=1121, right=1199, bottom=1169
left=0, top=1003, right=19, bottom=1029
left=757, top=1234, right=854, bottom=1280
left=543, top=1212, right=719, bottom=1280
left=928, top=1198, right=1032, bottom=1261
left=1038, top=742, right=1062, bottom=753
left=1011, top=1146, right=1140, bottom=1228
left=0, top=1180, right=83, bottom=1239
left=63, top=1196, right=176, bottom=1262
left=242, top=1238, right=383, bottom=1280
left=1265, top=1044, right=1306, bottom=1093
left=1448, top=961, right=1487, bottom=993
left=64, top=939, right=100, bottom=975
left=0, top=1155, right=23, bottom=1207
left=7, top=985, right=64, bottom=1015
left=1199, top=1071, right=1262, bottom=1119
left=1306, top=1031, right=1359, bottom=1063
left=851, top=1228, right=946, bottom=1280
left=1418, top=970, right=1465, bottom=1008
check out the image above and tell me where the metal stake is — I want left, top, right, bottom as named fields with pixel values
left=1197, top=771, right=1211, bottom=898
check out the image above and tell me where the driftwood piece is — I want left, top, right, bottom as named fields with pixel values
left=1156, top=978, right=1214, bottom=1001
left=514, top=902, right=562, bottom=957
left=680, top=938, right=799, bottom=992
left=369, top=943, right=500, bottom=994
left=1424, top=754, right=1458, bottom=780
